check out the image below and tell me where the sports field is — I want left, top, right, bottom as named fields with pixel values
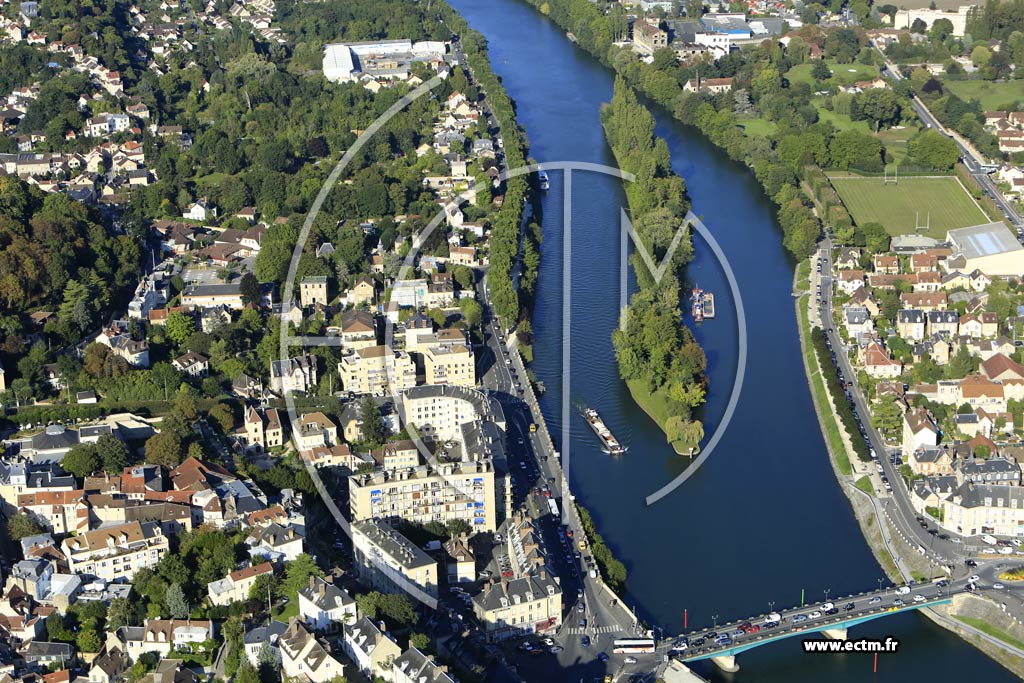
left=827, top=175, right=989, bottom=239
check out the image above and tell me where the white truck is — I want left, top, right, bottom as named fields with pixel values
left=982, top=534, right=998, bottom=546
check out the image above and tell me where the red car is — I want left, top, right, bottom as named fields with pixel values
left=566, top=529, right=574, bottom=538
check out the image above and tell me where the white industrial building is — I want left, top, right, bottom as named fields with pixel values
left=946, top=222, right=1024, bottom=278
left=323, top=40, right=446, bottom=83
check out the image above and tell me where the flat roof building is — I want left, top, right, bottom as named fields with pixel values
left=947, top=222, right=1024, bottom=277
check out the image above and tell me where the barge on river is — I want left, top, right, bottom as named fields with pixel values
left=691, top=286, right=715, bottom=321
left=582, top=408, right=626, bottom=454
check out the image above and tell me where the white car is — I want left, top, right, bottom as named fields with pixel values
left=913, top=595, right=926, bottom=603
left=994, top=583, right=1006, bottom=589
left=624, top=656, right=638, bottom=664
left=809, top=611, right=822, bottom=619
left=969, top=575, right=981, bottom=583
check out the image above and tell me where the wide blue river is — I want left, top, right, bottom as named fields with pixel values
left=448, top=0, right=1018, bottom=680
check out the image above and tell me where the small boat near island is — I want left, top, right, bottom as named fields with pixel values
left=690, top=286, right=714, bottom=321
left=566, top=31, right=577, bottom=43
left=538, top=171, right=550, bottom=190
left=582, top=408, right=626, bottom=455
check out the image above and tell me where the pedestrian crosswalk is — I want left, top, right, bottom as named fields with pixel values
left=565, top=624, right=622, bottom=636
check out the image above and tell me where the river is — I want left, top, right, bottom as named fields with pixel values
left=446, top=0, right=1018, bottom=680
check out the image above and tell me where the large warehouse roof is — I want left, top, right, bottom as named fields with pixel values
left=947, top=222, right=1024, bottom=260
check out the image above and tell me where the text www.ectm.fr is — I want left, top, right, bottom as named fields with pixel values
left=802, top=637, right=900, bottom=654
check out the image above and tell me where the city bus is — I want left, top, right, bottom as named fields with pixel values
left=612, top=638, right=655, bottom=654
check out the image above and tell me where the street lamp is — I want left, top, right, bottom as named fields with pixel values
left=768, top=601, right=775, bottom=614
left=712, top=614, right=719, bottom=629
left=824, top=588, right=831, bottom=603
left=877, top=578, right=884, bottom=594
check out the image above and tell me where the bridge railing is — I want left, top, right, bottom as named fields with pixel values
left=671, top=593, right=958, bottom=658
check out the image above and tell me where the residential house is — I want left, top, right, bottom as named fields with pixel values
left=958, top=374, right=1007, bottom=412
left=897, top=309, right=926, bottom=341
left=246, top=522, right=304, bottom=564
left=339, top=310, right=377, bottom=350
left=392, top=648, right=454, bottom=683
left=270, top=354, right=318, bottom=395
left=982, top=354, right=1024, bottom=382
left=207, top=561, right=273, bottom=606
left=836, top=247, right=861, bottom=270
left=861, top=341, right=902, bottom=378
left=291, top=413, right=338, bottom=452
left=873, top=254, right=899, bottom=274
left=902, top=408, right=939, bottom=456
left=299, top=276, right=329, bottom=308
left=443, top=534, right=475, bottom=584
left=907, top=447, right=954, bottom=476
left=960, top=313, right=999, bottom=339
left=279, top=618, right=345, bottom=683
left=349, top=276, right=376, bottom=306
left=243, top=620, right=288, bottom=667
left=171, top=352, right=208, bottom=377
left=837, top=270, right=865, bottom=294
left=298, top=576, right=356, bottom=633
left=926, top=310, right=959, bottom=337
left=343, top=617, right=401, bottom=683
left=183, top=200, right=215, bottom=222
left=901, top=292, right=947, bottom=312
left=240, top=406, right=283, bottom=452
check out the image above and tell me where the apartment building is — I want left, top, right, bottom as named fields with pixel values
left=351, top=519, right=439, bottom=600
left=348, top=460, right=498, bottom=531
left=337, top=346, right=416, bottom=395
left=943, top=482, right=1024, bottom=537
left=398, top=385, right=505, bottom=443
left=422, top=343, right=475, bottom=387
left=61, top=521, right=168, bottom=582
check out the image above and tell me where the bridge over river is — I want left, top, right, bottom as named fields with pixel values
left=662, top=579, right=969, bottom=672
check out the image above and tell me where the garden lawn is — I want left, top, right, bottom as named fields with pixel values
left=942, top=79, right=1024, bottom=111
left=787, top=60, right=880, bottom=88
left=828, top=175, right=989, bottom=238
left=738, top=116, right=777, bottom=137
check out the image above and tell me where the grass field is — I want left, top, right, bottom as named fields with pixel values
left=737, top=116, right=777, bottom=137
left=828, top=175, right=988, bottom=238
left=787, top=60, right=880, bottom=88
left=955, top=616, right=1024, bottom=651
left=942, top=79, right=1024, bottom=111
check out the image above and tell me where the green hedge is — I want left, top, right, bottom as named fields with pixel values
left=811, top=327, right=871, bottom=462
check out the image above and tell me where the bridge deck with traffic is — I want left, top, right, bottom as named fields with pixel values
left=664, top=582, right=966, bottom=668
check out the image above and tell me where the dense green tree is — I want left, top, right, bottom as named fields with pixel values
left=7, top=515, right=43, bottom=540
left=62, top=443, right=101, bottom=478
left=96, top=434, right=130, bottom=473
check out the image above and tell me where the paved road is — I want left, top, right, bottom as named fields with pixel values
left=875, top=49, right=1022, bottom=230
left=475, top=275, right=642, bottom=672
left=812, top=240, right=1024, bottom=632
left=670, top=580, right=965, bottom=661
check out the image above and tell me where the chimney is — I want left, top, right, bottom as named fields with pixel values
left=308, top=575, right=315, bottom=591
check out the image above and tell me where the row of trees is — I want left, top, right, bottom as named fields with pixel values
left=810, top=327, right=871, bottom=462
